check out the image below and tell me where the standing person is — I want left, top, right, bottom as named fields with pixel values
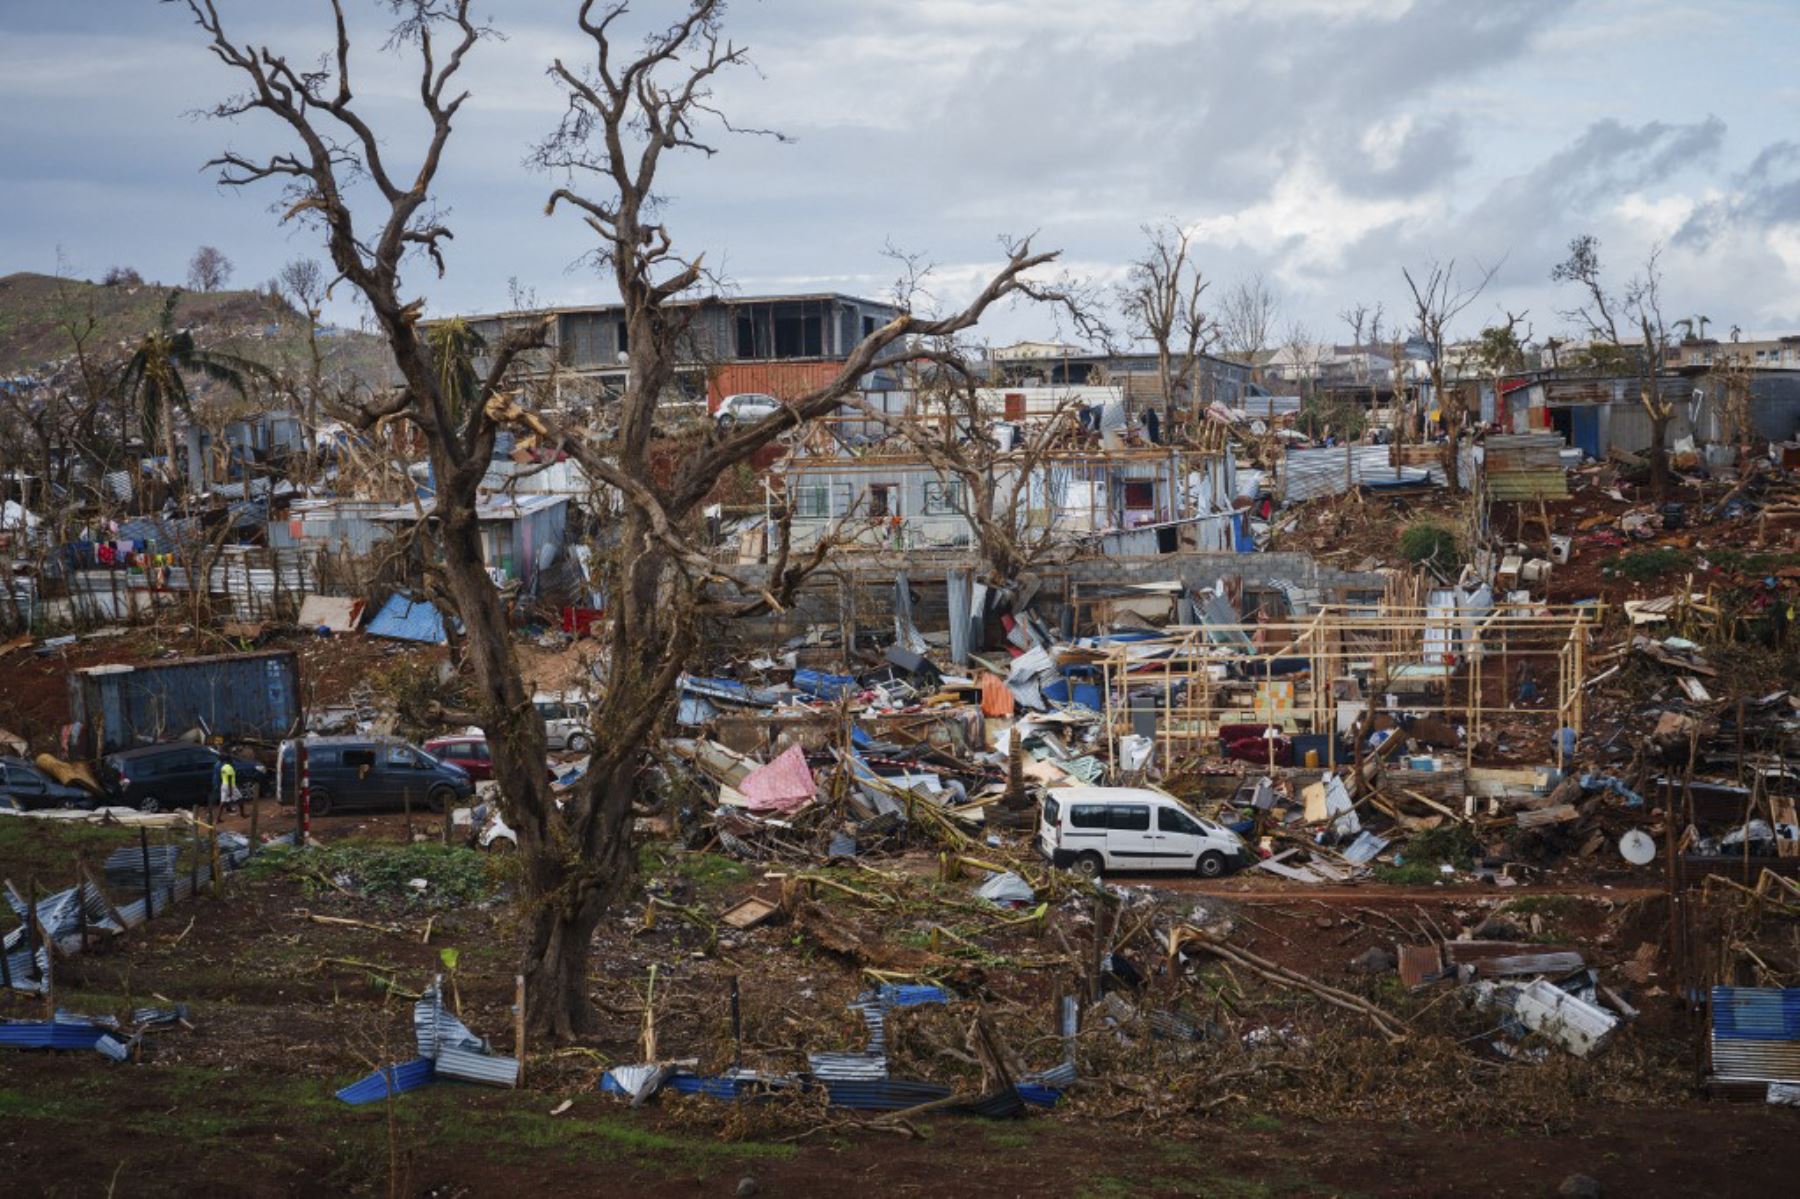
left=1515, top=661, right=1539, bottom=707
left=216, top=754, right=241, bottom=817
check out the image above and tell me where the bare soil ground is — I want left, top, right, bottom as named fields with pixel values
left=2, top=808, right=1790, bottom=1198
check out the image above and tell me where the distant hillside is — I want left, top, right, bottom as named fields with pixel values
left=0, top=271, right=395, bottom=386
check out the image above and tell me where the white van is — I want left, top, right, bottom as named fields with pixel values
left=532, top=691, right=593, bottom=753
left=1038, top=786, right=1250, bottom=879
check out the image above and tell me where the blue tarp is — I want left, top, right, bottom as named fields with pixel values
left=366, top=594, right=448, bottom=644
left=793, top=670, right=858, bottom=700
left=1234, top=512, right=1257, bottom=552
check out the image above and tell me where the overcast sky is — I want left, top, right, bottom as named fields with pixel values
left=4, top=0, right=1798, bottom=350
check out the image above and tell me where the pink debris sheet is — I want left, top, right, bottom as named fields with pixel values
left=736, top=743, right=817, bottom=814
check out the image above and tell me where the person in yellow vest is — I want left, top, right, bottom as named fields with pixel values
left=217, top=757, right=241, bottom=816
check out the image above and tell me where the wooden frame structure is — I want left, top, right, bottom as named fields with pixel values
left=1091, top=602, right=1596, bottom=776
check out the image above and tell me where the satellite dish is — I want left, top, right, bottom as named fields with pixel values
left=1250, top=419, right=1268, bottom=436
left=1619, top=829, right=1656, bottom=866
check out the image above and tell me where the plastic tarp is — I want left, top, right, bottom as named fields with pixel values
left=793, top=670, right=857, bottom=700
left=974, top=871, right=1036, bottom=907
left=737, top=744, right=817, bottom=814
left=366, top=593, right=447, bottom=644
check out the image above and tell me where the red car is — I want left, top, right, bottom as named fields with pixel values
left=425, top=736, right=492, bottom=781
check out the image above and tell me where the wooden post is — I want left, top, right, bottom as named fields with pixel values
left=403, top=785, right=413, bottom=843
left=189, top=822, right=200, bottom=899
left=210, top=819, right=223, bottom=899
left=140, top=828, right=154, bottom=920
left=442, top=797, right=452, bottom=846
left=249, top=788, right=259, bottom=852
left=513, top=974, right=527, bottom=1086
left=83, top=865, right=126, bottom=931
left=75, top=857, right=89, bottom=954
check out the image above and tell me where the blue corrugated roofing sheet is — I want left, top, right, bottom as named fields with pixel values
left=366, top=594, right=448, bottom=643
left=1712, top=987, right=1800, bottom=1040
left=820, top=1077, right=952, bottom=1111
left=337, top=1058, right=437, bottom=1104
left=0, top=1020, right=107, bottom=1050
left=1710, top=987, right=1800, bottom=1084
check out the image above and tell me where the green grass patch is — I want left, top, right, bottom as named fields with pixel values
left=0, top=1086, right=104, bottom=1121
left=1372, top=861, right=1443, bottom=885
left=1399, top=521, right=1463, bottom=572
left=263, top=840, right=501, bottom=908
left=638, top=843, right=750, bottom=892
left=1077, top=1176, right=1137, bottom=1199
left=1614, top=546, right=1692, bottom=581
left=1240, top=1112, right=1283, bottom=1132
left=0, top=817, right=140, bottom=881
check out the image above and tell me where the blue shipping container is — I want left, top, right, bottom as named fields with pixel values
left=68, top=649, right=302, bottom=756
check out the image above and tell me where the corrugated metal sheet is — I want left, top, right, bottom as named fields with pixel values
left=709, top=360, right=846, bottom=408
left=1711, top=986, right=1800, bottom=1083
left=434, top=1045, right=520, bottom=1087
left=1486, top=469, right=1569, bottom=500
left=337, top=1058, right=437, bottom=1105
left=70, top=650, right=301, bottom=755
left=0, top=1019, right=106, bottom=1049
left=1280, top=445, right=1410, bottom=502
left=819, top=1077, right=953, bottom=1111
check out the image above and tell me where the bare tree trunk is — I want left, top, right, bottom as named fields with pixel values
left=1442, top=369, right=1462, bottom=492
left=1647, top=406, right=1671, bottom=502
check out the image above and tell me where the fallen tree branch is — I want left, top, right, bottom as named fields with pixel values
left=1170, top=926, right=1409, bottom=1042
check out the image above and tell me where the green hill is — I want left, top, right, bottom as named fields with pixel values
left=0, top=271, right=395, bottom=386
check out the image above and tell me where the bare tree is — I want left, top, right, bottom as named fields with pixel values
left=1279, top=320, right=1321, bottom=401
left=519, top=0, right=1072, bottom=1036
left=187, top=245, right=234, bottom=292
left=1117, top=220, right=1213, bottom=415
left=1551, top=234, right=1678, bottom=498
left=1471, top=310, right=1530, bottom=436
left=1402, top=257, right=1497, bottom=489
left=176, top=0, right=1067, bottom=1038
left=276, top=256, right=328, bottom=473
left=853, top=354, right=1084, bottom=583
left=1216, top=273, right=1280, bottom=385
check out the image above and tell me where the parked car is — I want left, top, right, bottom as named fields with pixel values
left=99, top=743, right=271, bottom=814
left=1038, top=786, right=1250, bottom=879
left=425, top=735, right=559, bottom=785
left=532, top=692, right=594, bottom=753
left=277, top=736, right=473, bottom=816
left=424, top=735, right=493, bottom=781
left=0, top=755, right=98, bottom=811
left=714, top=392, right=781, bottom=427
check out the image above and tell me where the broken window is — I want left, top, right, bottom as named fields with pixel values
left=867, top=484, right=896, bottom=518
left=923, top=480, right=964, bottom=515
left=1123, top=481, right=1155, bottom=510
left=735, top=314, right=756, bottom=359
left=793, top=485, right=831, bottom=519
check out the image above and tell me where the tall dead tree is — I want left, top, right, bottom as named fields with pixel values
left=1402, top=257, right=1496, bottom=490
left=518, top=0, right=1068, bottom=1036
left=1118, top=221, right=1213, bottom=417
left=174, top=0, right=563, bottom=1009
left=1552, top=234, right=1678, bottom=499
left=1217, top=273, right=1280, bottom=386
